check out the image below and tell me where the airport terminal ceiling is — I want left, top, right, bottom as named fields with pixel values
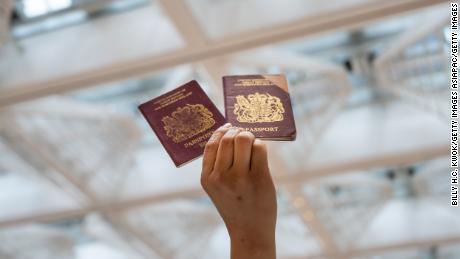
left=0, top=0, right=457, bottom=258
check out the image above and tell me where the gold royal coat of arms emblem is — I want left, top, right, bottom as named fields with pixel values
left=233, top=92, right=285, bottom=123
left=162, top=104, right=215, bottom=143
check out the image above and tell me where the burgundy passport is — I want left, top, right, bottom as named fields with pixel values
left=138, top=80, right=226, bottom=167
left=223, top=74, right=296, bottom=140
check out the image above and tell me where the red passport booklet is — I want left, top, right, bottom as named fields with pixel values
left=223, top=74, right=296, bottom=140
left=138, top=80, right=226, bottom=167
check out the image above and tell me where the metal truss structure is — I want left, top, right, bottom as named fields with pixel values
left=375, top=15, right=449, bottom=118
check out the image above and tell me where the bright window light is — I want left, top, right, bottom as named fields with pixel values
left=22, top=0, right=72, bottom=18
left=47, top=0, right=72, bottom=11
left=22, top=0, right=48, bottom=18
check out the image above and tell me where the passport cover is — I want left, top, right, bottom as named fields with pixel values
left=138, top=80, right=226, bottom=167
left=223, top=74, right=296, bottom=140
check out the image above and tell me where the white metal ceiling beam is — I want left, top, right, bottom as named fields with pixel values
left=2, top=195, right=458, bottom=258
left=0, top=188, right=203, bottom=229
left=2, top=116, right=163, bottom=257
left=157, top=0, right=207, bottom=48
left=0, top=145, right=447, bottom=229
left=106, top=215, right=173, bottom=259
left=375, top=15, right=449, bottom=67
left=284, top=187, right=340, bottom=257
left=346, top=236, right=460, bottom=257
left=1, top=122, right=101, bottom=202
left=157, top=0, right=229, bottom=96
left=285, top=236, right=460, bottom=259
left=0, top=0, right=446, bottom=107
left=278, top=145, right=448, bottom=184
left=0, top=207, right=92, bottom=228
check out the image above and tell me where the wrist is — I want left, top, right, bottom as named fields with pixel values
left=229, top=228, right=275, bottom=249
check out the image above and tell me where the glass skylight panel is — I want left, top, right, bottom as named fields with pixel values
left=3, top=1, right=184, bottom=90
left=122, top=199, right=221, bottom=259
left=183, top=0, right=374, bottom=39
left=374, top=13, right=449, bottom=118
left=20, top=0, right=72, bottom=18
left=0, top=216, right=149, bottom=259
left=0, top=136, right=83, bottom=221
left=1, top=98, right=141, bottom=201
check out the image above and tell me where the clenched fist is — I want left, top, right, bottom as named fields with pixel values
left=201, top=123, right=277, bottom=259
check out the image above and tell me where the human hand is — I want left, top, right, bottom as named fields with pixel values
left=201, top=123, right=277, bottom=259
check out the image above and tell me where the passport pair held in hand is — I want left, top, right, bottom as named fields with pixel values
left=138, top=74, right=296, bottom=167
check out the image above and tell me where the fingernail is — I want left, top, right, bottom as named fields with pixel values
left=241, top=130, right=253, bottom=136
left=209, top=132, right=220, bottom=142
left=227, top=128, right=239, bottom=135
left=222, top=123, right=231, bottom=128
left=230, top=127, right=241, bottom=133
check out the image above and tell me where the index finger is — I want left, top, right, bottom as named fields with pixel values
left=202, top=123, right=231, bottom=178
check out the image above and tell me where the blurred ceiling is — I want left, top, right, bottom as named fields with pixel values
left=0, top=0, right=456, bottom=259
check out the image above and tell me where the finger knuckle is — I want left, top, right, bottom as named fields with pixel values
left=220, top=135, right=234, bottom=146
left=208, top=173, right=222, bottom=185
left=215, top=128, right=228, bottom=134
left=204, top=141, right=218, bottom=150
left=235, top=132, right=254, bottom=144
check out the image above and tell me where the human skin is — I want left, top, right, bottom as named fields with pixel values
left=201, top=123, right=277, bottom=259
